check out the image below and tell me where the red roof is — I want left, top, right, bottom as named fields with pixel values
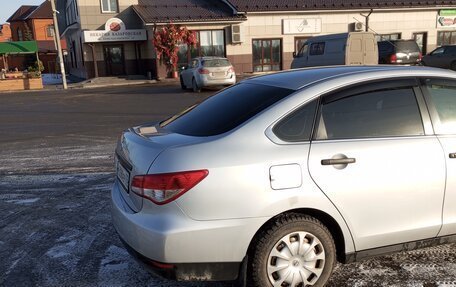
left=27, top=1, right=53, bottom=19
left=225, top=0, right=456, bottom=12
left=7, top=6, right=38, bottom=22
left=133, top=0, right=245, bottom=23
left=7, top=1, right=52, bottom=23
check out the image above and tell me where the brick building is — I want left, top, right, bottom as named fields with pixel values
left=0, top=24, right=12, bottom=42
left=6, top=1, right=62, bottom=73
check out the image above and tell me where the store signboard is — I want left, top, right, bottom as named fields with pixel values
left=437, top=14, right=456, bottom=28
left=83, top=18, right=147, bottom=43
left=282, top=18, right=321, bottom=34
left=440, top=9, right=456, bottom=16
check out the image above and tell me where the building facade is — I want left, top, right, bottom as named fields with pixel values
left=0, top=24, right=12, bottom=42
left=6, top=1, right=62, bottom=73
left=59, top=0, right=150, bottom=79
left=57, top=0, right=456, bottom=80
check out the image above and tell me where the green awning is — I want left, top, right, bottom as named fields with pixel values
left=0, top=41, right=38, bottom=54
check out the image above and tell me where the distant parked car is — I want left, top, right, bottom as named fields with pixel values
left=378, top=39, right=422, bottom=65
left=113, top=65, right=456, bottom=287
left=422, top=45, right=456, bottom=70
left=180, top=57, right=236, bottom=92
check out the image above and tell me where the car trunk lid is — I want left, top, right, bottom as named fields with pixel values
left=115, top=123, right=201, bottom=212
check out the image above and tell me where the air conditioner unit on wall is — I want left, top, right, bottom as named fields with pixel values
left=231, top=24, right=242, bottom=44
left=354, top=22, right=364, bottom=32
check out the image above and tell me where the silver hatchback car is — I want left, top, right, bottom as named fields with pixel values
left=112, top=66, right=456, bottom=286
left=180, top=57, right=236, bottom=92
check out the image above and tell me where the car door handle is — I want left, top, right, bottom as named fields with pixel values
left=449, top=153, right=456, bottom=159
left=321, top=158, right=356, bottom=165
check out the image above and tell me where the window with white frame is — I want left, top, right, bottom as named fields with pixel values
left=47, top=25, right=55, bottom=37
left=101, top=0, right=118, bottom=13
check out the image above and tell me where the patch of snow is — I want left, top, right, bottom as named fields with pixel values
left=5, top=198, right=39, bottom=204
left=41, top=74, right=66, bottom=85
left=97, top=245, right=132, bottom=285
left=45, top=240, right=77, bottom=259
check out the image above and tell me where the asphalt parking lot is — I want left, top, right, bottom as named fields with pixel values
left=1, top=83, right=456, bottom=287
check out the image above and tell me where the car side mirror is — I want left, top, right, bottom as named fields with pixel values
left=293, top=52, right=297, bottom=58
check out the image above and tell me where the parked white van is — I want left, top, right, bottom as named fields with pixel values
left=291, top=32, right=378, bottom=69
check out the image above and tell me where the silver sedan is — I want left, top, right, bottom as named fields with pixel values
left=180, top=57, right=236, bottom=92
left=112, top=65, right=456, bottom=286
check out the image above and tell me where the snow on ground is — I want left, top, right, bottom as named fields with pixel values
left=41, top=74, right=75, bottom=86
left=0, top=135, right=116, bottom=175
left=0, top=173, right=227, bottom=287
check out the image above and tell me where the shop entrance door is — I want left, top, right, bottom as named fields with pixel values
left=413, top=32, right=427, bottom=55
left=104, top=45, right=125, bottom=76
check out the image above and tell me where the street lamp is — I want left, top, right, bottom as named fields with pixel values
left=49, top=0, right=67, bottom=89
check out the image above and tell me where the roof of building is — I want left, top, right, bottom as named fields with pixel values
left=26, top=1, right=53, bottom=19
left=133, top=0, right=245, bottom=23
left=7, top=1, right=52, bottom=23
left=7, top=6, right=38, bottom=22
left=225, top=0, right=456, bottom=12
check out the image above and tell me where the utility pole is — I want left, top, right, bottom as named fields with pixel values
left=49, top=0, right=67, bottom=89
left=360, top=9, right=374, bottom=32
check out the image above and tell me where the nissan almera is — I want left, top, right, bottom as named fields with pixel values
left=112, top=66, right=456, bottom=287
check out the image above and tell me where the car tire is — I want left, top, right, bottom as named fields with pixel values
left=192, top=78, right=201, bottom=93
left=249, top=213, right=336, bottom=287
left=450, top=61, right=456, bottom=71
left=180, top=76, right=187, bottom=90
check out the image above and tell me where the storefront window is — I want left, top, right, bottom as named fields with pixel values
left=437, top=31, right=456, bottom=46
left=252, top=39, right=282, bottom=72
left=177, top=30, right=225, bottom=68
left=376, top=33, right=401, bottom=41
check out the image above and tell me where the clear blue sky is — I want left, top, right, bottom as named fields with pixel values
left=1, top=0, right=46, bottom=24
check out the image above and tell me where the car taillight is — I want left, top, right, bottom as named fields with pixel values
left=198, top=68, right=210, bottom=74
left=131, top=170, right=208, bottom=205
left=227, top=66, right=235, bottom=73
left=390, top=54, right=397, bottom=63
left=418, top=52, right=423, bottom=61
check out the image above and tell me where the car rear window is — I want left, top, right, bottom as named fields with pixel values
left=202, top=59, right=231, bottom=67
left=378, top=41, right=394, bottom=53
left=395, top=41, right=420, bottom=52
left=161, top=83, right=294, bottom=136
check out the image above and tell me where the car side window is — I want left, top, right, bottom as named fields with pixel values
left=309, top=42, right=325, bottom=56
left=447, top=46, right=456, bottom=54
left=298, top=44, right=308, bottom=57
left=315, top=87, right=424, bottom=140
left=431, top=47, right=445, bottom=55
left=273, top=99, right=318, bottom=142
left=423, top=78, right=456, bottom=134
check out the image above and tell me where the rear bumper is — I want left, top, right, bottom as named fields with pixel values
left=200, top=75, right=236, bottom=87
left=119, top=236, right=242, bottom=281
left=111, top=180, right=265, bottom=281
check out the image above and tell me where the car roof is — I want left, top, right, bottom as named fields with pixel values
left=244, top=65, right=456, bottom=90
left=194, top=56, right=228, bottom=60
left=379, top=39, right=415, bottom=42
